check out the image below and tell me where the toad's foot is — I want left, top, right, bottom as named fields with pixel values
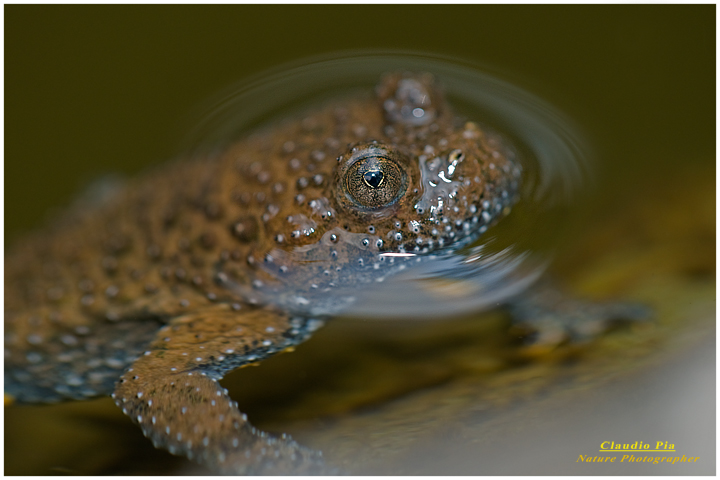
left=507, top=282, right=651, bottom=350
left=113, top=305, right=331, bottom=474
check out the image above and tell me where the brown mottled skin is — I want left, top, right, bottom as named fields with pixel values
left=5, top=73, right=522, bottom=473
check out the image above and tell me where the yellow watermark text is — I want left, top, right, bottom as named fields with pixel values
left=599, top=440, right=675, bottom=452
left=575, top=440, right=699, bottom=466
left=577, top=454, right=699, bottom=464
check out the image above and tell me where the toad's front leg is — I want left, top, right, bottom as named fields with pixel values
left=113, top=305, right=327, bottom=474
left=507, top=280, right=651, bottom=349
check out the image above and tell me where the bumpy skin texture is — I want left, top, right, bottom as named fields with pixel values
left=5, top=73, right=521, bottom=473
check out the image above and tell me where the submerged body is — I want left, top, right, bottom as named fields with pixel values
left=5, top=73, right=521, bottom=473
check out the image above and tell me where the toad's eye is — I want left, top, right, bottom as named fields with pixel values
left=346, top=155, right=405, bottom=209
left=335, top=143, right=410, bottom=212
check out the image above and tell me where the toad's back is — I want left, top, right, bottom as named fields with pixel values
left=5, top=73, right=521, bottom=473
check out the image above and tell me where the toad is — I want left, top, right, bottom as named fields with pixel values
left=4, top=72, right=635, bottom=474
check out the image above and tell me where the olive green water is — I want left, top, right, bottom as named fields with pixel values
left=5, top=5, right=714, bottom=475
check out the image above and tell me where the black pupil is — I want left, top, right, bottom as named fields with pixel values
left=363, top=170, right=384, bottom=189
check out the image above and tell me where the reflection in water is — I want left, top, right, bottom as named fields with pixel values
left=188, top=53, right=590, bottom=319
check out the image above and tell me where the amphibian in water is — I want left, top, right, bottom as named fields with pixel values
left=5, top=72, right=633, bottom=474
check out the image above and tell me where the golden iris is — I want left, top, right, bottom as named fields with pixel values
left=345, top=154, right=405, bottom=209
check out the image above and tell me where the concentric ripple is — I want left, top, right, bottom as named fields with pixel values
left=188, top=52, right=591, bottom=319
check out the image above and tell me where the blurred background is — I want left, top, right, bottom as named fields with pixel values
left=5, top=5, right=713, bottom=240
left=5, top=5, right=715, bottom=475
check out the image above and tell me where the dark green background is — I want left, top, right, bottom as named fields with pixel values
left=5, top=5, right=714, bottom=242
